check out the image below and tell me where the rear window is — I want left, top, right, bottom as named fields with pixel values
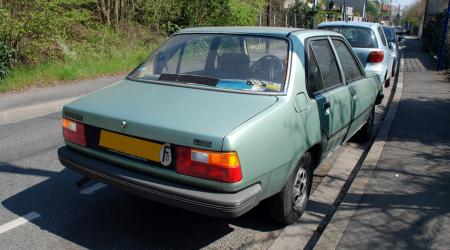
left=382, top=27, right=396, bottom=43
left=320, top=26, right=378, bottom=48
left=128, top=34, right=289, bottom=93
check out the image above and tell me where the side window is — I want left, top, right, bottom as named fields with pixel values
left=179, top=37, right=211, bottom=73
left=307, top=46, right=325, bottom=94
left=332, top=39, right=364, bottom=82
left=378, top=26, right=387, bottom=47
left=310, top=40, right=342, bottom=89
left=217, top=36, right=241, bottom=56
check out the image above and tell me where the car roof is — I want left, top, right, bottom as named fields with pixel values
left=176, top=26, right=344, bottom=40
left=319, top=21, right=380, bottom=29
left=177, top=26, right=304, bottom=37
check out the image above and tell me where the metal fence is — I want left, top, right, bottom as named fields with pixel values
left=423, top=11, right=450, bottom=71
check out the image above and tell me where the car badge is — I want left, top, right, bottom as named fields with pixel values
left=121, top=121, right=127, bottom=128
left=160, top=143, right=172, bottom=166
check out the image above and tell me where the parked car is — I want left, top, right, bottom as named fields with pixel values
left=58, top=27, right=383, bottom=225
left=395, top=26, right=406, bottom=43
left=382, top=26, right=399, bottom=76
left=319, top=21, right=395, bottom=88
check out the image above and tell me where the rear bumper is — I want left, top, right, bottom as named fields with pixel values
left=58, top=146, right=261, bottom=218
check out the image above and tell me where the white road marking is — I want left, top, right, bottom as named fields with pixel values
left=80, top=183, right=107, bottom=195
left=0, top=212, right=41, bottom=234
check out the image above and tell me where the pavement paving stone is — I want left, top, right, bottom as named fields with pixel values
left=329, top=38, right=450, bottom=250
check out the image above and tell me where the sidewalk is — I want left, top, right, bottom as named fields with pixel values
left=316, top=38, right=450, bottom=249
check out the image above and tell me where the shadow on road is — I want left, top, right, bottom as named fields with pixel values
left=1, top=164, right=285, bottom=249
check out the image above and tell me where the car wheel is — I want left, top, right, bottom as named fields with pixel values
left=268, top=152, right=312, bottom=225
left=384, top=77, right=391, bottom=88
left=355, top=107, right=375, bottom=142
left=391, top=62, right=396, bottom=77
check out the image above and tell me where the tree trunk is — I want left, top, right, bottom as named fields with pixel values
left=120, top=0, right=124, bottom=20
left=114, top=0, right=119, bottom=25
left=99, top=0, right=111, bottom=26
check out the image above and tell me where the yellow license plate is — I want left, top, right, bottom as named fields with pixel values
left=99, top=130, right=162, bottom=162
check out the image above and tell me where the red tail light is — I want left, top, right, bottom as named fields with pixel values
left=176, top=146, right=242, bottom=183
left=367, top=51, right=384, bottom=63
left=62, top=118, right=87, bottom=147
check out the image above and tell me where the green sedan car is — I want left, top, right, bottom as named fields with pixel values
left=58, top=27, right=383, bottom=225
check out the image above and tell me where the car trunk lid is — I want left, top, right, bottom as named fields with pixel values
left=63, top=80, right=278, bottom=152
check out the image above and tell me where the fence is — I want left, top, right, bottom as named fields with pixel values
left=423, top=10, right=450, bottom=71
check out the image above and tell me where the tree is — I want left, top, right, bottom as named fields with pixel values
left=404, top=0, right=426, bottom=32
left=366, top=1, right=380, bottom=22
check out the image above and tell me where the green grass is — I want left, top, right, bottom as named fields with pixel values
left=0, top=45, right=156, bottom=93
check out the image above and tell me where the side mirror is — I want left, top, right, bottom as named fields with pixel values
left=398, top=36, right=405, bottom=42
left=389, top=42, right=395, bottom=50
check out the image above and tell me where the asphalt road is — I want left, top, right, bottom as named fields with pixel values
left=0, top=110, right=341, bottom=249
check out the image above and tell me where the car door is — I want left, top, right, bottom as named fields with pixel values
left=306, top=38, right=352, bottom=155
left=377, top=26, right=394, bottom=77
left=330, top=37, right=375, bottom=140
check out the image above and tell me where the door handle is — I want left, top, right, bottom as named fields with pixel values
left=323, top=102, right=331, bottom=115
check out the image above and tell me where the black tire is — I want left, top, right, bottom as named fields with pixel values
left=384, top=77, right=391, bottom=88
left=268, top=152, right=312, bottom=225
left=391, top=62, right=396, bottom=77
left=355, top=107, right=375, bottom=142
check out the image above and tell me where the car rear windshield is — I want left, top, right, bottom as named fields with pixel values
left=128, top=34, right=289, bottom=93
left=320, top=26, right=378, bottom=48
left=382, top=27, right=396, bottom=42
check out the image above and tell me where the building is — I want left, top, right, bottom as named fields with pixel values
left=425, top=0, right=448, bottom=15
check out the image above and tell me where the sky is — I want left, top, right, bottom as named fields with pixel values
left=391, top=0, right=417, bottom=8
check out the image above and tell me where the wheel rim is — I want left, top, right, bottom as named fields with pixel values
left=292, top=166, right=308, bottom=211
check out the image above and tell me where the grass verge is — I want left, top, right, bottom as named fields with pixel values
left=0, top=46, right=155, bottom=93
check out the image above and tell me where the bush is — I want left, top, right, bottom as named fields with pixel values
left=0, top=42, right=16, bottom=79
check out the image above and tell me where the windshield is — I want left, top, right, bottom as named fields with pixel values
left=382, top=27, right=396, bottom=42
left=128, top=34, right=289, bottom=93
left=320, top=26, right=378, bottom=48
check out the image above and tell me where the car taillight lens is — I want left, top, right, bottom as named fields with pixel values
left=176, top=146, right=242, bottom=183
left=367, top=51, right=384, bottom=63
left=62, top=117, right=87, bottom=147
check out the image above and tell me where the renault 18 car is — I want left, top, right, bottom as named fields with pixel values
left=58, top=27, right=383, bottom=225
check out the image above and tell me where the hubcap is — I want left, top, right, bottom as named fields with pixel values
left=292, top=166, right=308, bottom=211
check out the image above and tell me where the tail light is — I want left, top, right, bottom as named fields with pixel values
left=176, top=146, right=242, bottom=183
left=367, top=51, right=384, bottom=63
left=62, top=117, right=87, bottom=147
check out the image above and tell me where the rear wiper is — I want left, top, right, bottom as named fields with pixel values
left=158, top=74, right=219, bottom=86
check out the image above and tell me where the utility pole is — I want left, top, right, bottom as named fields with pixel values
left=312, top=0, right=318, bottom=28
left=438, top=0, right=450, bottom=70
left=343, top=0, right=347, bottom=21
left=363, top=0, right=368, bottom=21
left=388, top=0, right=392, bottom=24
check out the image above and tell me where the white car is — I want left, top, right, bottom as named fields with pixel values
left=319, top=21, right=395, bottom=89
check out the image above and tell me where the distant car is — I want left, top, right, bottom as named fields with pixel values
left=58, top=27, right=382, bottom=225
left=382, top=26, right=399, bottom=76
left=319, top=21, right=395, bottom=88
left=395, top=26, right=406, bottom=43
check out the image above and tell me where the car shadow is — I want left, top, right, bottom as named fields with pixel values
left=1, top=161, right=286, bottom=249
